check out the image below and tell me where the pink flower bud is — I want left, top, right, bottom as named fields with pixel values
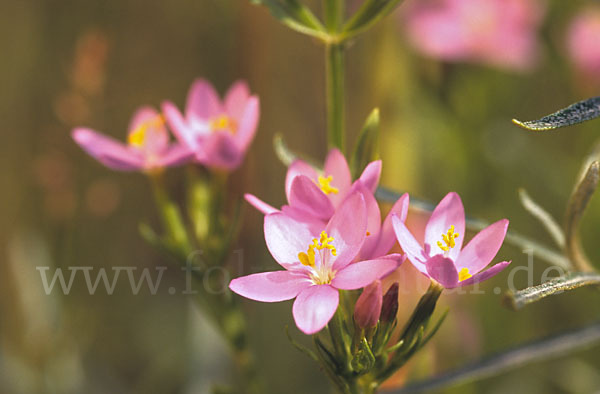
left=354, top=280, right=383, bottom=329
left=380, top=282, right=399, bottom=324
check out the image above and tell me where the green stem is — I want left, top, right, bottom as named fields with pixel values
left=326, top=42, right=346, bottom=152
left=324, top=0, right=344, bottom=33
left=149, top=172, right=191, bottom=252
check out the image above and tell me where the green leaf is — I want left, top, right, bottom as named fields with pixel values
left=284, top=325, right=318, bottom=361
left=350, top=108, right=380, bottom=179
left=503, top=272, right=600, bottom=310
left=512, top=96, right=600, bottom=131
left=564, top=161, right=599, bottom=272
left=342, top=0, right=406, bottom=40
left=250, top=0, right=328, bottom=40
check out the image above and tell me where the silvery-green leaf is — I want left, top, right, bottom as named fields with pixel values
left=518, top=188, right=565, bottom=250
left=503, top=272, right=600, bottom=310
left=564, top=161, right=599, bottom=272
left=513, top=96, right=600, bottom=131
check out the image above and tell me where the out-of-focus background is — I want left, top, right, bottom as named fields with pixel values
left=2, top=0, right=600, bottom=393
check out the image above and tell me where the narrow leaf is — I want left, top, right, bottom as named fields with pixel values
left=518, top=188, right=565, bottom=249
left=251, top=0, right=328, bottom=40
left=503, top=272, right=600, bottom=310
left=512, top=96, right=600, bottom=131
left=350, top=108, right=380, bottom=179
left=564, top=161, right=599, bottom=272
left=342, top=0, right=406, bottom=40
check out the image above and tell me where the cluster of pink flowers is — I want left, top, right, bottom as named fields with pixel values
left=566, top=5, right=600, bottom=83
left=72, top=79, right=260, bottom=172
left=231, top=150, right=510, bottom=334
left=402, top=0, right=546, bottom=72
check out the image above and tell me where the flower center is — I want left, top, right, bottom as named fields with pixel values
left=437, top=225, right=459, bottom=253
left=128, top=114, right=166, bottom=148
left=458, top=267, right=472, bottom=282
left=318, top=175, right=339, bottom=195
left=298, top=231, right=337, bottom=285
left=210, top=115, right=237, bottom=134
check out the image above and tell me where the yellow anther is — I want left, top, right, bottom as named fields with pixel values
left=366, top=231, right=371, bottom=236
left=437, top=225, right=459, bottom=252
left=210, top=115, right=238, bottom=134
left=298, top=231, right=337, bottom=266
left=128, top=114, right=166, bottom=147
left=318, top=175, right=339, bottom=195
left=458, top=267, right=472, bottom=282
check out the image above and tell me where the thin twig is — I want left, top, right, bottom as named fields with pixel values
left=389, top=321, right=600, bottom=394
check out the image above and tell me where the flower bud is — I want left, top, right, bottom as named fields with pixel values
left=354, top=281, right=382, bottom=329
left=380, top=282, right=399, bottom=324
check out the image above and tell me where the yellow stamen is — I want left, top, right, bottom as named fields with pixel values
left=458, top=267, right=472, bottom=282
left=128, top=114, right=165, bottom=147
left=298, top=231, right=337, bottom=267
left=436, top=225, right=459, bottom=252
left=366, top=231, right=371, bottom=236
left=210, top=115, right=238, bottom=134
left=318, top=175, right=339, bottom=195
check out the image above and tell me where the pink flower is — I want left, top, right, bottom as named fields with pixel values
left=229, top=192, right=401, bottom=334
left=245, top=148, right=381, bottom=221
left=72, top=106, right=193, bottom=172
left=392, top=192, right=510, bottom=289
left=162, top=79, right=260, bottom=170
left=566, top=6, right=600, bottom=81
left=403, top=0, right=545, bottom=71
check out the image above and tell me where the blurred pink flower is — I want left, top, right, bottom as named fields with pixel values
left=245, top=148, right=381, bottom=220
left=566, top=6, right=600, bottom=80
left=229, top=192, right=401, bottom=334
left=72, top=107, right=192, bottom=172
left=403, top=0, right=545, bottom=71
left=162, top=79, right=260, bottom=170
left=392, top=192, right=510, bottom=288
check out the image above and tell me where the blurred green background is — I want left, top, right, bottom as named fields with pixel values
left=2, top=0, right=600, bottom=393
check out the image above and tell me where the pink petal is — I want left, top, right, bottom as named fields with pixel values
left=459, top=261, right=511, bottom=287
left=370, top=193, right=409, bottom=259
left=162, top=101, right=200, bottom=152
left=391, top=215, right=428, bottom=275
left=264, top=212, right=317, bottom=269
left=292, top=285, right=339, bottom=334
left=326, top=191, right=367, bottom=271
left=224, top=80, right=250, bottom=119
left=425, top=255, right=458, bottom=288
left=358, top=160, right=382, bottom=193
left=324, top=148, right=352, bottom=207
left=244, top=194, right=278, bottom=215
left=355, top=183, right=382, bottom=259
left=185, top=78, right=222, bottom=122
left=456, top=219, right=509, bottom=275
left=128, top=106, right=160, bottom=131
left=235, top=96, right=260, bottom=151
left=288, top=175, right=335, bottom=220
left=331, top=258, right=399, bottom=290
left=72, top=128, right=144, bottom=171
left=424, top=192, right=465, bottom=261
left=201, top=132, right=243, bottom=170
left=285, top=160, right=319, bottom=202
left=156, top=144, right=194, bottom=168
left=229, top=271, right=312, bottom=302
